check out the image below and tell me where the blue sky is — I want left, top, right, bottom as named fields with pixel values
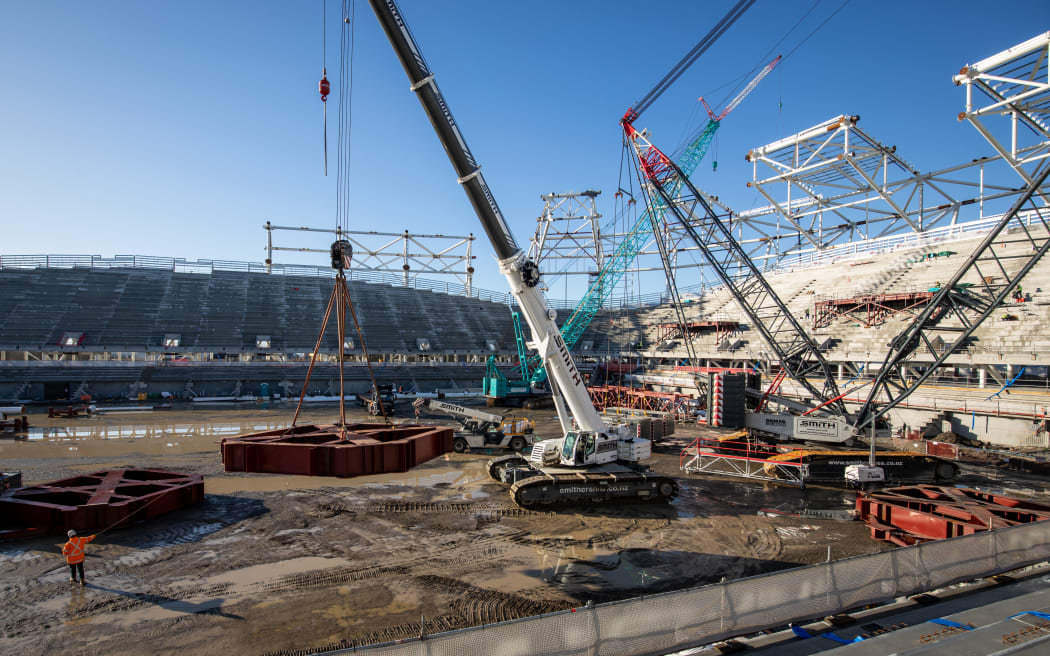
left=2, top=1, right=1047, bottom=299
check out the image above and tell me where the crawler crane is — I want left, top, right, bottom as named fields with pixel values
left=366, top=0, right=678, bottom=507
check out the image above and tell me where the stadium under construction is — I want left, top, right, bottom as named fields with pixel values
left=4, top=4, right=1050, bottom=656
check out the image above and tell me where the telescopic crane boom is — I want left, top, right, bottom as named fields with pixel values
left=366, top=0, right=677, bottom=507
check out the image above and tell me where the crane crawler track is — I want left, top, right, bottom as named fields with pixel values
left=509, top=470, right=678, bottom=507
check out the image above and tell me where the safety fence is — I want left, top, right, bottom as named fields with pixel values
left=343, top=520, right=1050, bottom=656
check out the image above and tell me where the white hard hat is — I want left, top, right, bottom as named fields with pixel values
left=67, top=529, right=76, bottom=538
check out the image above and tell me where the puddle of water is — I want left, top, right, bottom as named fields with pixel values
left=204, top=555, right=350, bottom=590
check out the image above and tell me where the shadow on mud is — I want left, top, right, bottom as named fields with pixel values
left=87, top=583, right=245, bottom=620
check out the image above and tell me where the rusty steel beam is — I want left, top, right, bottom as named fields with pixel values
left=221, top=423, right=453, bottom=478
left=0, top=469, right=204, bottom=541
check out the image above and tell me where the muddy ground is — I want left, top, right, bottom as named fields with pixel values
left=2, top=404, right=1049, bottom=655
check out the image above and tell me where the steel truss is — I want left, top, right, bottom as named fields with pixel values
left=680, top=440, right=806, bottom=487
left=813, top=291, right=935, bottom=329
left=263, top=222, right=476, bottom=293
left=955, top=32, right=1050, bottom=194
left=626, top=125, right=845, bottom=415
left=588, top=384, right=695, bottom=420
left=743, top=115, right=1041, bottom=265
left=527, top=190, right=604, bottom=281
left=855, top=34, right=1050, bottom=426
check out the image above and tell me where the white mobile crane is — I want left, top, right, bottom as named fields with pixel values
left=366, top=0, right=677, bottom=507
left=413, top=398, right=535, bottom=454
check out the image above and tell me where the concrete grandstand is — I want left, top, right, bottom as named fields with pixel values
left=0, top=257, right=522, bottom=401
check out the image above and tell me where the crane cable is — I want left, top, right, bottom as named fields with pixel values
left=320, top=0, right=330, bottom=175
left=335, top=0, right=356, bottom=235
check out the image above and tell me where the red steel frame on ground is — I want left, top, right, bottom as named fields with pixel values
left=0, top=469, right=204, bottom=541
left=221, top=422, right=453, bottom=478
left=856, top=484, right=1050, bottom=546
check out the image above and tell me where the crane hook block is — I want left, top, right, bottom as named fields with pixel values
left=330, top=240, right=352, bottom=270
left=319, top=75, right=331, bottom=102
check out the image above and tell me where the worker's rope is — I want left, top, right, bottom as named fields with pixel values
left=26, top=489, right=184, bottom=580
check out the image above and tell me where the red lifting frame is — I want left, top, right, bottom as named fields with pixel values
left=856, top=484, right=1050, bottom=547
left=0, top=469, right=204, bottom=541
left=221, top=422, right=453, bottom=478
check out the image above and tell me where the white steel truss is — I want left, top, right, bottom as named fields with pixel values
left=681, top=446, right=807, bottom=488
left=742, top=114, right=1044, bottom=267
left=954, top=31, right=1050, bottom=191
left=527, top=190, right=604, bottom=277
left=264, top=222, right=476, bottom=294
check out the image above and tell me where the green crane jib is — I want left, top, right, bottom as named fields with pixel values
left=525, top=55, right=781, bottom=388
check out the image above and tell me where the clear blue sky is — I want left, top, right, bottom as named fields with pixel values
left=2, top=1, right=1047, bottom=299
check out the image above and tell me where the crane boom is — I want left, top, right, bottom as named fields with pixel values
left=623, top=0, right=755, bottom=126
left=624, top=123, right=847, bottom=416
left=528, top=56, right=781, bottom=387
left=367, top=0, right=604, bottom=435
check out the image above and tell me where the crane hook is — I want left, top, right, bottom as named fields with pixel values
left=319, top=70, right=330, bottom=102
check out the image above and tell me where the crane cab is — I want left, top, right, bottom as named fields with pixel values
left=560, top=431, right=619, bottom=467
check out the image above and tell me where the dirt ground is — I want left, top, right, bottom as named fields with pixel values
left=2, top=403, right=1048, bottom=656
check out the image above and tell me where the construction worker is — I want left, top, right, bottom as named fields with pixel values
left=62, top=529, right=96, bottom=585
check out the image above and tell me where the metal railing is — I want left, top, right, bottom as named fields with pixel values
left=0, top=212, right=1034, bottom=312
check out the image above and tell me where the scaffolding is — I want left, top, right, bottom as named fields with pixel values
left=263, top=223, right=476, bottom=294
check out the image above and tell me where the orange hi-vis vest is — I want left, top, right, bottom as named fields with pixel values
left=62, top=535, right=95, bottom=564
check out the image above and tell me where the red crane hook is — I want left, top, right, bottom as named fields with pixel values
left=319, top=71, right=330, bottom=102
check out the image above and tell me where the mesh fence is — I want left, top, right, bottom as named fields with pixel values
left=341, top=520, right=1050, bottom=656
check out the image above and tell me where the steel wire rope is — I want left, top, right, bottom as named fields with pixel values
left=322, top=0, right=328, bottom=175
left=670, top=0, right=840, bottom=161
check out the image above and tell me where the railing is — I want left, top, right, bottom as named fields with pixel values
left=763, top=209, right=1043, bottom=272
left=0, top=254, right=521, bottom=307
left=0, top=211, right=1035, bottom=312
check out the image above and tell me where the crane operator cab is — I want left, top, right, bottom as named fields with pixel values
left=561, top=431, right=621, bottom=467
left=561, top=432, right=593, bottom=466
